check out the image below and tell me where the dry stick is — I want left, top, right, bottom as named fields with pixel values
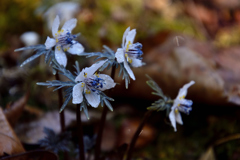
left=77, top=104, right=85, bottom=160
left=126, top=110, right=153, bottom=160
left=94, top=65, right=116, bottom=160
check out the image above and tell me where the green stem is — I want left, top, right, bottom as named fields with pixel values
left=77, top=104, right=85, bottom=160
left=126, top=110, right=153, bottom=160
left=94, top=65, right=116, bottom=160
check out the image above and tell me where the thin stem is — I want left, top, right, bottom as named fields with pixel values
left=77, top=104, right=85, bottom=160
left=55, top=72, right=65, bottom=132
left=94, top=65, right=116, bottom=160
left=55, top=72, right=68, bottom=160
left=126, top=110, right=153, bottom=160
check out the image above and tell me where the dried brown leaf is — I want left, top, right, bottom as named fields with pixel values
left=4, top=93, right=29, bottom=126
left=0, top=108, right=25, bottom=156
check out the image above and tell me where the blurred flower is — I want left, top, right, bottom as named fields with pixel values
left=115, top=27, right=143, bottom=80
left=45, top=15, right=84, bottom=67
left=20, top=31, right=40, bottom=46
left=43, top=2, right=80, bottom=30
left=72, top=60, right=116, bottom=108
left=169, top=81, right=195, bottom=132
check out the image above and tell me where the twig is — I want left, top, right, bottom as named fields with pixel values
left=126, top=110, right=153, bottom=160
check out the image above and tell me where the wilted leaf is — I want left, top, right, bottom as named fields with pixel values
left=0, top=108, right=25, bottom=156
left=0, top=150, right=58, bottom=160
left=4, top=93, right=29, bottom=126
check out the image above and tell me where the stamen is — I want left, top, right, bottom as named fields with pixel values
left=85, top=90, right=91, bottom=94
left=126, top=41, right=132, bottom=52
left=175, top=108, right=179, bottom=114
left=81, top=83, right=85, bottom=87
left=179, top=95, right=185, bottom=100
left=84, top=72, right=87, bottom=78
left=56, top=39, right=59, bottom=43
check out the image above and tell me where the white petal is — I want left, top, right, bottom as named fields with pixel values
left=67, top=40, right=84, bottom=55
left=169, top=109, right=177, bottom=132
left=61, top=18, right=77, bottom=33
left=85, top=90, right=100, bottom=108
left=122, top=27, right=130, bottom=48
left=72, top=83, right=84, bottom=104
left=98, top=74, right=116, bottom=91
left=175, top=112, right=183, bottom=125
left=52, top=15, right=60, bottom=37
left=176, top=81, right=195, bottom=99
left=125, top=29, right=136, bottom=47
left=45, top=37, right=56, bottom=49
left=131, top=58, right=143, bottom=67
left=115, top=48, right=124, bottom=63
left=55, top=46, right=67, bottom=67
left=123, top=58, right=135, bottom=80
left=75, top=60, right=107, bottom=82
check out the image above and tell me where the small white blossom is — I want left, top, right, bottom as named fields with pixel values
left=169, top=81, right=195, bottom=132
left=20, top=31, right=40, bottom=46
left=115, top=27, right=143, bottom=80
left=45, top=15, right=84, bottom=67
left=43, top=2, right=80, bottom=30
left=72, top=60, right=116, bottom=108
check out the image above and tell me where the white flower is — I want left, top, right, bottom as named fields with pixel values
left=115, top=27, right=143, bottom=80
left=72, top=60, right=116, bottom=108
left=43, top=2, right=80, bottom=30
left=20, top=31, right=40, bottom=46
left=45, top=15, right=84, bottom=67
left=169, top=81, right=195, bottom=132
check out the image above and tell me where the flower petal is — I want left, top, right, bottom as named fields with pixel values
left=52, top=15, right=60, bottom=38
left=122, top=27, right=130, bottom=48
left=131, top=58, right=143, bottom=67
left=169, top=109, right=177, bottom=132
left=61, top=18, right=77, bottom=33
left=67, top=40, right=84, bottom=55
left=72, top=83, right=84, bottom=104
left=75, top=60, right=107, bottom=82
left=115, top=48, right=124, bottom=63
left=125, top=29, right=136, bottom=47
left=55, top=46, right=67, bottom=67
left=45, top=37, right=56, bottom=49
left=175, top=112, right=183, bottom=125
left=98, top=74, right=116, bottom=91
left=85, top=90, right=100, bottom=108
left=123, top=58, right=135, bottom=80
left=176, top=81, right=195, bottom=99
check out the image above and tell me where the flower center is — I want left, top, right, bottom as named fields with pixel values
left=125, top=42, right=143, bottom=63
left=55, top=30, right=77, bottom=51
left=82, top=74, right=105, bottom=94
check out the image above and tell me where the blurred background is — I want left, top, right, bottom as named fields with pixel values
left=1, top=0, right=240, bottom=159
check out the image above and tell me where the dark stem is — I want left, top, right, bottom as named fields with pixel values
left=94, top=65, right=116, bottom=160
left=77, top=104, right=85, bottom=160
left=126, top=110, right=153, bottom=160
left=55, top=72, right=68, bottom=160
left=55, top=72, right=66, bottom=132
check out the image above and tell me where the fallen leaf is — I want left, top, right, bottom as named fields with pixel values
left=4, top=93, right=29, bottom=126
left=199, top=147, right=216, bottom=160
left=0, top=108, right=25, bottom=156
